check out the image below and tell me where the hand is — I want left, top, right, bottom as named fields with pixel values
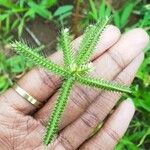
left=0, top=25, right=149, bottom=150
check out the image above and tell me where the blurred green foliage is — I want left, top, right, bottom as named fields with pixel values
left=0, top=0, right=73, bottom=37
left=0, top=52, right=33, bottom=93
left=0, top=0, right=150, bottom=149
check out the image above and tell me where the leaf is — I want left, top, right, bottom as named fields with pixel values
left=19, top=0, right=26, bottom=8
left=113, top=11, right=120, bottom=28
left=128, top=131, right=145, bottom=141
left=116, top=137, right=139, bottom=150
left=18, top=19, right=24, bottom=37
left=98, top=0, right=105, bottom=17
left=11, top=7, right=27, bottom=13
left=6, top=55, right=26, bottom=73
left=105, top=6, right=111, bottom=17
left=0, top=0, right=16, bottom=8
left=138, top=127, right=150, bottom=146
left=0, top=76, right=10, bottom=93
left=140, top=96, right=150, bottom=112
left=143, top=42, right=150, bottom=53
left=120, top=2, right=134, bottom=28
left=53, top=5, right=73, bottom=17
left=0, top=14, right=8, bottom=21
left=133, top=89, right=150, bottom=112
left=41, top=0, right=57, bottom=7
left=11, top=19, right=19, bottom=30
left=5, top=15, right=10, bottom=33
left=27, top=1, right=52, bottom=20
left=89, top=0, right=98, bottom=20
left=57, top=11, right=72, bottom=22
left=24, top=9, right=35, bottom=18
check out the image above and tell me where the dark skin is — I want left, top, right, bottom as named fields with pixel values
left=0, top=25, right=149, bottom=150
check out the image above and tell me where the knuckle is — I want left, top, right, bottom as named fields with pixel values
left=70, top=86, right=93, bottom=111
left=81, top=143, right=103, bottom=150
left=36, top=68, right=61, bottom=89
left=80, top=110, right=99, bottom=128
left=100, top=92, right=119, bottom=110
left=116, top=75, right=131, bottom=85
left=103, top=126, right=120, bottom=142
left=58, top=133, right=74, bottom=150
left=107, top=51, right=124, bottom=69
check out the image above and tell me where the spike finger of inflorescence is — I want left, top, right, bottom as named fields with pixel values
left=59, top=28, right=74, bottom=68
left=43, top=78, right=74, bottom=145
left=76, top=76, right=131, bottom=93
left=11, top=41, right=68, bottom=77
left=75, top=16, right=110, bottom=65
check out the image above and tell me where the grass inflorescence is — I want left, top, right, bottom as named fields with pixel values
left=11, top=16, right=131, bottom=146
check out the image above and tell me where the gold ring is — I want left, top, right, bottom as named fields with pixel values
left=13, top=84, right=43, bottom=108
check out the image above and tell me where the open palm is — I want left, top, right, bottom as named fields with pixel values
left=0, top=25, right=149, bottom=150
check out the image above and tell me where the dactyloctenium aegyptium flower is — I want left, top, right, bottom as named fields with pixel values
left=11, top=16, right=131, bottom=145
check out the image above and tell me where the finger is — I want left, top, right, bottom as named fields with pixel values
left=79, top=99, right=135, bottom=150
left=56, top=52, right=143, bottom=149
left=34, top=28, right=149, bottom=128
left=0, top=25, right=120, bottom=114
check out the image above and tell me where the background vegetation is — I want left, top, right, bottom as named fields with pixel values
left=0, top=0, right=149, bottom=149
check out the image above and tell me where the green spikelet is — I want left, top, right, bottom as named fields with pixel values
left=59, top=28, right=74, bottom=68
left=44, top=78, right=74, bottom=145
left=76, top=76, right=131, bottom=93
left=11, top=41, right=68, bottom=76
left=75, top=16, right=109, bottom=65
